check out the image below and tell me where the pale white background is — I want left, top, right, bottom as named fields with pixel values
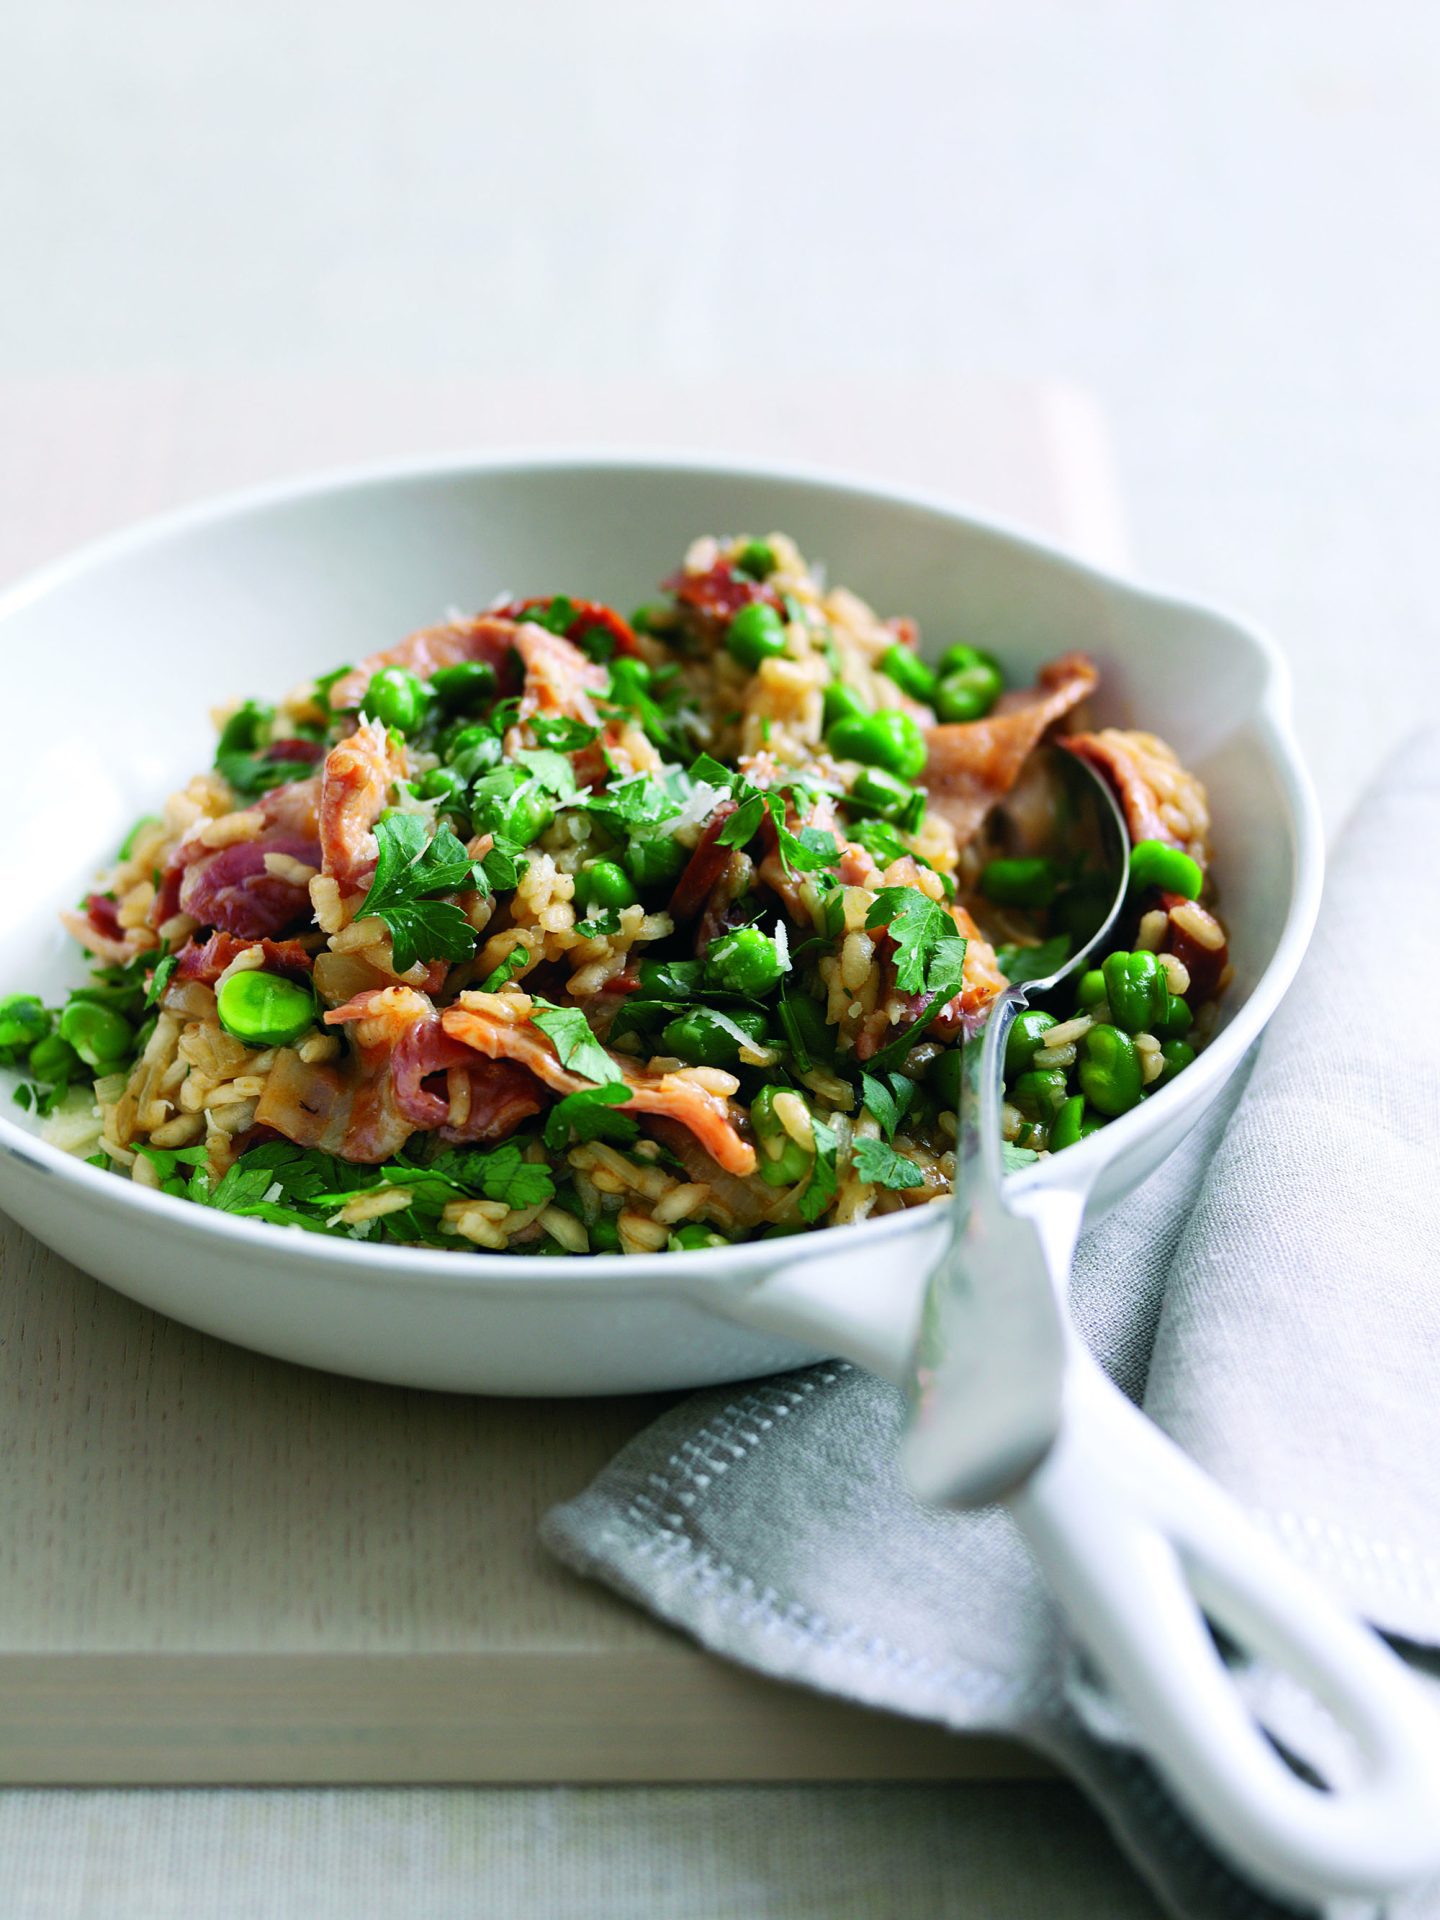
left=2, top=2, right=1436, bottom=1915
left=4, top=0, right=1438, bottom=827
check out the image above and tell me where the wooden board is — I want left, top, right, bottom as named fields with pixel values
left=0, top=378, right=1127, bottom=1784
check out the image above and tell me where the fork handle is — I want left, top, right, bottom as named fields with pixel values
left=1009, top=1345, right=1440, bottom=1904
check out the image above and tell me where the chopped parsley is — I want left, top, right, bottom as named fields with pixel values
left=995, top=934, right=1071, bottom=985
left=514, top=746, right=579, bottom=801
left=864, top=886, right=969, bottom=1072
left=852, top=1136, right=925, bottom=1192
left=144, top=953, right=178, bottom=1009
left=529, top=999, right=624, bottom=1087
left=542, top=1083, right=638, bottom=1151
left=858, top=1069, right=918, bottom=1143
left=797, top=1114, right=839, bottom=1223
left=357, top=813, right=488, bottom=973
left=530, top=714, right=600, bottom=752
left=479, top=944, right=530, bottom=992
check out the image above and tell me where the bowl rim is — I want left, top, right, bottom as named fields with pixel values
left=0, top=445, right=1325, bottom=1298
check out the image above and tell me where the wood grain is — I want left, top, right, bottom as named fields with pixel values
left=0, top=378, right=1126, bottom=1782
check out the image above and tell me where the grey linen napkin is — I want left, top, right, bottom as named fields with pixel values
left=543, top=729, right=1440, bottom=1920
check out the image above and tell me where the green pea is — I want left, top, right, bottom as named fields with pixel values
left=1129, top=838, right=1203, bottom=901
left=704, top=927, right=786, bottom=997
left=1078, top=1025, right=1144, bottom=1116
left=1155, top=993, right=1192, bottom=1039
left=473, top=771, right=552, bottom=845
left=637, top=958, right=704, bottom=999
left=629, top=603, right=671, bottom=635
left=1076, top=969, right=1107, bottom=1008
left=750, top=1085, right=815, bottom=1186
left=878, top=645, right=937, bottom=704
left=216, top=970, right=317, bottom=1048
left=1055, top=875, right=1112, bottom=942
left=668, top=1223, right=731, bottom=1250
left=980, top=856, right=1057, bottom=909
left=823, top=682, right=869, bottom=730
left=470, top=763, right=526, bottom=808
left=933, top=649, right=1004, bottom=724
left=848, top=766, right=925, bottom=832
left=430, top=661, right=497, bottom=712
left=574, top=861, right=638, bottom=912
left=1101, top=950, right=1167, bottom=1035
left=726, top=602, right=788, bottom=669
left=216, top=699, right=272, bottom=755
left=28, top=1033, right=81, bottom=1083
left=117, top=814, right=161, bottom=861
left=418, top=766, right=469, bottom=810
left=0, top=994, right=51, bottom=1054
left=937, top=643, right=1004, bottom=682
left=1005, top=1009, right=1057, bottom=1079
left=661, top=1008, right=767, bottom=1070
left=1157, top=1038, right=1197, bottom=1086
left=1010, top=1068, right=1069, bottom=1122
left=505, top=788, right=555, bottom=846
left=446, top=724, right=503, bottom=780
left=735, top=538, right=777, bottom=580
left=826, top=710, right=927, bottom=781
left=1050, top=1094, right=1101, bottom=1151
left=623, top=834, right=685, bottom=890
left=362, top=665, right=428, bottom=733
left=58, top=998, right=135, bottom=1069
left=778, top=991, right=835, bottom=1066
left=927, top=1046, right=963, bottom=1110
left=607, top=657, right=653, bottom=705
left=589, top=1215, right=622, bottom=1253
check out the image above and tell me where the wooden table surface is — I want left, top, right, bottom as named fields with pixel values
left=0, top=377, right=1125, bottom=1785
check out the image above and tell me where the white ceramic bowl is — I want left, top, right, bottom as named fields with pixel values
left=0, top=454, right=1323, bottom=1395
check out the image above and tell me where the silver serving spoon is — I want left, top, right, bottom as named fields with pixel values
left=903, top=750, right=1440, bottom=1905
left=692, top=749, right=1440, bottom=1900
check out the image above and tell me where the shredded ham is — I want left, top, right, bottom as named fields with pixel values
left=255, top=992, right=421, bottom=1163
left=174, top=931, right=316, bottom=986
left=497, top=597, right=642, bottom=660
left=59, top=893, right=146, bottom=966
left=512, top=623, right=608, bottom=727
left=273, top=987, right=547, bottom=1159
left=325, top=615, right=519, bottom=714
left=923, top=652, right=1099, bottom=847
left=669, top=799, right=739, bottom=921
left=438, top=992, right=757, bottom=1178
left=175, top=833, right=320, bottom=938
left=1060, top=727, right=1210, bottom=867
left=152, top=776, right=322, bottom=938
left=318, top=719, right=406, bottom=890
left=664, top=559, right=780, bottom=631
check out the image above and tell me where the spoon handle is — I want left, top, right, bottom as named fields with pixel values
left=1008, top=1341, right=1440, bottom=1903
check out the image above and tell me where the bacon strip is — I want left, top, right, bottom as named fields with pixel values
left=255, top=987, right=426, bottom=1163
left=1060, top=727, right=1209, bottom=866
left=669, top=799, right=739, bottom=921
left=325, top=615, right=520, bottom=714
left=922, top=652, right=1099, bottom=847
left=319, top=719, right=406, bottom=890
left=439, top=992, right=757, bottom=1178
left=174, top=931, right=316, bottom=986
left=498, top=597, right=642, bottom=660
left=664, top=560, right=780, bottom=631
left=60, top=893, right=147, bottom=966
left=176, top=833, right=319, bottom=938
left=288, top=987, right=545, bottom=1159
left=513, top=623, right=608, bottom=727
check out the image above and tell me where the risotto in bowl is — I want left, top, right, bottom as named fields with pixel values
left=0, top=457, right=1319, bottom=1391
